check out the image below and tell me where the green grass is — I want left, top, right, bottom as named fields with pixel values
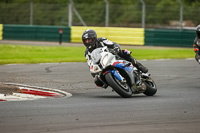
left=0, top=44, right=195, bottom=65
left=131, top=48, right=195, bottom=60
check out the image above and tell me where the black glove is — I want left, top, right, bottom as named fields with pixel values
left=109, top=47, right=120, bottom=55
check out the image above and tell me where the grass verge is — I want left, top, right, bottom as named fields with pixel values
left=0, top=44, right=195, bottom=65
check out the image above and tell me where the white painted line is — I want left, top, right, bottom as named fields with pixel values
left=151, top=59, right=171, bottom=61
left=186, top=58, right=194, bottom=60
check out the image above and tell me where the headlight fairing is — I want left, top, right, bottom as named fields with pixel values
left=102, top=54, right=109, bottom=66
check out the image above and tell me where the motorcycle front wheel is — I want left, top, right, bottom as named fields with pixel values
left=105, top=73, right=132, bottom=98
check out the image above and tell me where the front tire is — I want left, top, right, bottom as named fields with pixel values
left=105, top=73, right=132, bottom=98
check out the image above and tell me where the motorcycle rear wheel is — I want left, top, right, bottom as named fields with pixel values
left=143, top=79, right=157, bottom=96
left=105, top=73, right=132, bottom=98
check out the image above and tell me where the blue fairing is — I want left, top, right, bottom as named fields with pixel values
left=106, top=70, right=122, bottom=81
left=109, top=62, right=135, bottom=85
left=114, top=63, right=133, bottom=72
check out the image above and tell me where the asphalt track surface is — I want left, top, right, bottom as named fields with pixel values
left=0, top=59, right=200, bottom=133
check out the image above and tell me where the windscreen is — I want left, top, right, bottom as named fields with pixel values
left=91, top=48, right=102, bottom=64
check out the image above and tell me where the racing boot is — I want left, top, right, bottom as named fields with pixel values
left=195, top=54, right=200, bottom=64
left=117, top=50, right=148, bottom=73
left=94, top=75, right=108, bottom=88
left=133, top=61, right=148, bottom=73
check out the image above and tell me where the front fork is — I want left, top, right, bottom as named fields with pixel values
left=110, top=70, right=126, bottom=83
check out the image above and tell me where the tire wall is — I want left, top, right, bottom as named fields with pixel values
left=0, top=24, right=196, bottom=47
left=145, top=29, right=195, bottom=47
left=0, top=24, right=3, bottom=40
left=2, top=24, right=70, bottom=42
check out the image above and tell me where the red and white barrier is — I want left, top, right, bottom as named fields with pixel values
left=0, top=83, right=72, bottom=101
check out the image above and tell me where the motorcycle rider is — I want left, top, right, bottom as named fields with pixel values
left=193, top=24, right=200, bottom=64
left=82, top=29, right=148, bottom=87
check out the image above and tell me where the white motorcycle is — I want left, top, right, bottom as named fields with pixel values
left=89, top=46, right=157, bottom=98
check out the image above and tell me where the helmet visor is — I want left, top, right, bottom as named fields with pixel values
left=83, top=38, right=93, bottom=48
